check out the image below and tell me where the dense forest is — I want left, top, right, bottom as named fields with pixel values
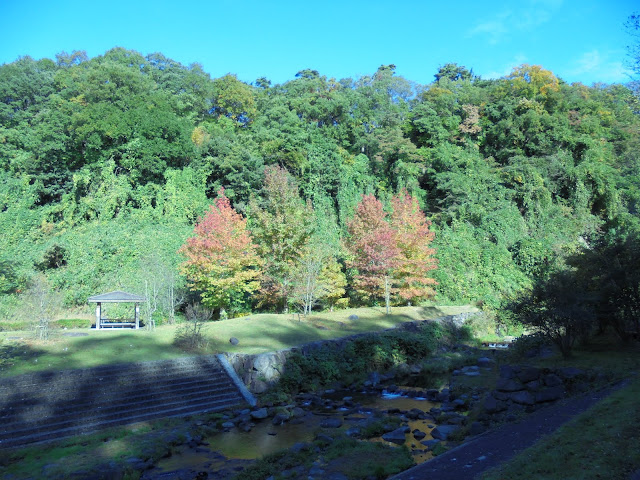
left=1, top=47, right=639, bottom=329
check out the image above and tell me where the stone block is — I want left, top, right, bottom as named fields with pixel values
left=431, top=425, right=460, bottom=441
left=516, top=366, right=541, bottom=383
left=543, top=373, right=563, bottom=387
left=496, top=378, right=525, bottom=392
left=509, top=390, right=535, bottom=405
left=535, top=385, right=565, bottom=403
left=484, top=395, right=507, bottom=413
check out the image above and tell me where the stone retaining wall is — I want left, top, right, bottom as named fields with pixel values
left=222, top=312, right=478, bottom=393
left=480, top=364, right=592, bottom=423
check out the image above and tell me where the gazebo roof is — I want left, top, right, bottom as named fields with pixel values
left=88, top=291, right=146, bottom=303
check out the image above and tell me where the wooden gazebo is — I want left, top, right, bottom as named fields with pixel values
left=88, top=291, right=146, bottom=329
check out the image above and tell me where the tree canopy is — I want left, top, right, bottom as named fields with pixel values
left=1, top=47, right=639, bottom=318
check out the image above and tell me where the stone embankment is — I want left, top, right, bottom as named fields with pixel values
left=224, top=312, right=478, bottom=393
left=479, top=364, right=593, bottom=424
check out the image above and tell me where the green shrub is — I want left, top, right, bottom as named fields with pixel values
left=232, top=444, right=315, bottom=480
left=55, top=318, right=91, bottom=329
left=0, top=320, right=29, bottom=332
left=277, top=324, right=459, bottom=394
left=324, top=436, right=414, bottom=479
left=508, top=332, right=550, bottom=359
left=360, top=416, right=402, bottom=438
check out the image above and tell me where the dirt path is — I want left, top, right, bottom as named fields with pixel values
left=390, top=380, right=629, bottom=480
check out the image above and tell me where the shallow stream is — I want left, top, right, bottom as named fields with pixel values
left=151, top=389, right=440, bottom=478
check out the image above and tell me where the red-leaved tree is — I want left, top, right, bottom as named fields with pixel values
left=179, top=188, right=262, bottom=315
left=390, top=190, right=437, bottom=302
left=346, top=194, right=399, bottom=313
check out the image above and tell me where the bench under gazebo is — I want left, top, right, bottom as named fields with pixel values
left=88, top=291, right=146, bottom=329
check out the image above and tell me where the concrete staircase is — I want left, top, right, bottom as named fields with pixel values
left=0, top=355, right=251, bottom=448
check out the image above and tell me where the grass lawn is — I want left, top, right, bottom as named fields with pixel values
left=0, top=305, right=473, bottom=377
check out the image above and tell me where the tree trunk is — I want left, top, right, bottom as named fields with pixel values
left=384, top=275, right=390, bottom=315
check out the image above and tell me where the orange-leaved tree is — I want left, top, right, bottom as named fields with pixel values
left=179, top=188, right=262, bottom=315
left=346, top=194, right=399, bottom=313
left=390, top=190, right=437, bottom=303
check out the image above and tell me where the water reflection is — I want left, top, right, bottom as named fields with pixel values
left=154, top=388, right=441, bottom=475
left=211, top=415, right=319, bottom=459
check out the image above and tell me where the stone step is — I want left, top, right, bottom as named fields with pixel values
left=0, top=388, right=243, bottom=439
left=0, top=382, right=242, bottom=428
left=0, top=360, right=225, bottom=394
left=0, top=355, right=252, bottom=448
left=0, top=395, right=243, bottom=449
left=0, top=372, right=232, bottom=411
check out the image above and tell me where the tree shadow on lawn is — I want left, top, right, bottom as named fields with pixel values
left=415, top=306, right=447, bottom=318
left=0, top=342, right=48, bottom=375
left=0, top=332, right=189, bottom=378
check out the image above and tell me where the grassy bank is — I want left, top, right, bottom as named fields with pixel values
left=0, top=305, right=473, bottom=377
left=482, top=375, right=640, bottom=480
left=479, top=335, right=640, bottom=480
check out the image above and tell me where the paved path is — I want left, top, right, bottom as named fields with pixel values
left=391, top=380, right=629, bottom=480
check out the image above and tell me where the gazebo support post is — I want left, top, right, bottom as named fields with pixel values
left=96, top=303, right=101, bottom=330
left=135, top=304, right=140, bottom=329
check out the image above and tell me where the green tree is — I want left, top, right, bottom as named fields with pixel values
left=508, top=269, right=595, bottom=358
left=211, top=74, right=256, bottom=125
left=434, top=63, right=475, bottom=83
left=249, top=166, right=314, bottom=311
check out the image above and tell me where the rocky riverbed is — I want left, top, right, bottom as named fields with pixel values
left=140, top=357, right=499, bottom=479
left=73, top=349, right=591, bottom=480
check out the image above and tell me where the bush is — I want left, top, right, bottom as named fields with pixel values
left=277, top=322, right=456, bottom=394
left=233, top=444, right=315, bottom=480
left=173, top=303, right=211, bottom=351
left=507, top=269, right=596, bottom=358
left=508, top=332, right=551, bottom=359
left=324, top=436, right=414, bottom=479
left=55, top=318, right=91, bottom=329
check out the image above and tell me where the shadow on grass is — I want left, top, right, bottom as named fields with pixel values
left=0, top=342, right=48, bottom=374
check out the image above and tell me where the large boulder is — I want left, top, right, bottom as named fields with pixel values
left=543, top=373, right=563, bottom=387
left=252, top=352, right=285, bottom=382
left=412, top=429, right=427, bottom=440
left=484, top=395, right=507, bottom=414
left=382, top=427, right=408, bottom=445
left=499, top=365, right=517, bottom=379
left=496, top=378, right=525, bottom=392
left=509, top=390, right=535, bottom=405
left=431, top=425, right=460, bottom=441
left=516, top=366, right=541, bottom=383
left=320, top=417, right=343, bottom=428
left=477, top=357, right=494, bottom=368
left=250, top=408, right=269, bottom=420
left=535, top=385, right=565, bottom=403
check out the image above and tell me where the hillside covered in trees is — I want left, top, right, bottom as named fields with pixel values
left=1, top=48, right=639, bottom=323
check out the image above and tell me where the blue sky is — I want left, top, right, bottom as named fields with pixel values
left=0, top=0, right=637, bottom=86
